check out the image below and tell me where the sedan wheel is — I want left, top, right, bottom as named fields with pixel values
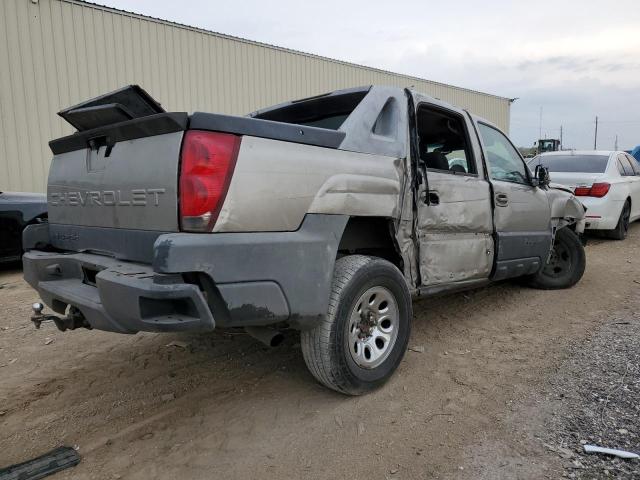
left=608, top=201, right=631, bottom=240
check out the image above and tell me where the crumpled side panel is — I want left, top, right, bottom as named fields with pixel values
left=418, top=232, right=493, bottom=285
left=393, top=125, right=419, bottom=289
left=396, top=217, right=418, bottom=290
left=308, top=172, right=400, bottom=218
left=417, top=174, right=493, bottom=232
left=547, top=187, right=587, bottom=233
left=416, top=171, right=494, bottom=286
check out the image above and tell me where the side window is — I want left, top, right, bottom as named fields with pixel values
left=618, top=155, right=634, bottom=176
left=416, top=106, right=476, bottom=175
left=625, top=154, right=640, bottom=175
left=478, top=123, right=529, bottom=184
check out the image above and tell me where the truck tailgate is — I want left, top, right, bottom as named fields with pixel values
left=47, top=130, right=183, bottom=232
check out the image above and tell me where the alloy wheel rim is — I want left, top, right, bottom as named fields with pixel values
left=347, top=286, right=399, bottom=369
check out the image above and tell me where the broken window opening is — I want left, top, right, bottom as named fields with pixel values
left=416, top=105, right=477, bottom=175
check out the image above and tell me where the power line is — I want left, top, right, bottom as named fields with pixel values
left=511, top=119, right=640, bottom=128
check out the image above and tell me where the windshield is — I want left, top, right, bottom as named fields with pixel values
left=538, top=140, right=558, bottom=152
left=528, top=154, right=609, bottom=173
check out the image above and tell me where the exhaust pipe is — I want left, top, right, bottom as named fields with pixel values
left=244, top=326, right=284, bottom=347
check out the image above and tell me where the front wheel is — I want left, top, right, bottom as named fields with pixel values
left=527, top=227, right=586, bottom=290
left=301, top=255, right=412, bottom=395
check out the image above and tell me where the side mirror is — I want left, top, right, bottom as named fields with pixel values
left=534, top=165, right=550, bottom=188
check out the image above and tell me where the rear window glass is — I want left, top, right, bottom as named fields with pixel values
left=627, top=155, right=640, bottom=175
left=529, top=154, right=609, bottom=173
left=618, top=156, right=635, bottom=176
left=250, top=89, right=368, bottom=130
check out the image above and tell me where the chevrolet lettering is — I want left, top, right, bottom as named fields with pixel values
left=48, top=188, right=166, bottom=207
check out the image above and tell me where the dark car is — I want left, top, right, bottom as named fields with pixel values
left=0, top=192, right=47, bottom=263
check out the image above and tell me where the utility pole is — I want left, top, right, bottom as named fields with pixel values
left=594, top=116, right=598, bottom=150
left=560, top=125, right=563, bottom=150
left=539, top=107, right=543, bottom=139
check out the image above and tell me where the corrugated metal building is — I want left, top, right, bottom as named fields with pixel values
left=0, top=0, right=512, bottom=193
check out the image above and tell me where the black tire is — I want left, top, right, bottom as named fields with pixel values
left=607, top=200, right=631, bottom=240
left=301, top=255, right=412, bottom=395
left=527, top=227, right=586, bottom=290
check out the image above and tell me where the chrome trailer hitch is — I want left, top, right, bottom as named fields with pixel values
left=31, top=303, right=91, bottom=331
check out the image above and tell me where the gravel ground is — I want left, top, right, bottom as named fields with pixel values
left=543, top=305, right=640, bottom=478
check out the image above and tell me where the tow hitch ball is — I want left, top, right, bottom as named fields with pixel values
left=31, top=303, right=91, bottom=331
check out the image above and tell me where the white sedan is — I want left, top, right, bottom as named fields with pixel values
left=528, top=150, right=640, bottom=240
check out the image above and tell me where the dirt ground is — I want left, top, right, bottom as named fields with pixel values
left=1, top=225, right=639, bottom=480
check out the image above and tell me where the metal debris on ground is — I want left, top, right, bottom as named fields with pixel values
left=0, top=446, right=80, bottom=480
left=584, top=445, right=639, bottom=459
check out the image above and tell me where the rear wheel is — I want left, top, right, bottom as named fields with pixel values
left=527, top=227, right=585, bottom=290
left=607, top=200, right=631, bottom=240
left=301, top=255, right=412, bottom=395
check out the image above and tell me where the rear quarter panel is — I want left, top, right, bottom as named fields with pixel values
left=214, top=136, right=403, bottom=232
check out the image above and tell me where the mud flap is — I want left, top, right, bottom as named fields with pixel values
left=0, top=446, right=80, bottom=480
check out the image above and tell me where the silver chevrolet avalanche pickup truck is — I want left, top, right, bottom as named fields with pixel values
left=23, top=85, right=586, bottom=395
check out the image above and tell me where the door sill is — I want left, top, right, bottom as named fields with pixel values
left=416, top=278, right=491, bottom=299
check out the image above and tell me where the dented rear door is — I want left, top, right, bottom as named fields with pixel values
left=413, top=96, right=494, bottom=287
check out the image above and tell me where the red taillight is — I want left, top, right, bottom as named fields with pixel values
left=589, top=182, right=610, bottom=197
left=574, top=182, right=610, bottom=198
left=179, top=130, right=241, bottom=232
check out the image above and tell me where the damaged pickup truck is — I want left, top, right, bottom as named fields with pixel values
left=23, top=85, right=586, bottom=395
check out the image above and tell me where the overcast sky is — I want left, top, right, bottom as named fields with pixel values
left=101, top=0, right=640, bottom=149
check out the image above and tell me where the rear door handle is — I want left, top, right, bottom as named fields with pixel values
left=495, top=193, right=509, bottom=207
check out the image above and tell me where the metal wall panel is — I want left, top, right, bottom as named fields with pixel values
left=0, top=0, right=511, bottom=192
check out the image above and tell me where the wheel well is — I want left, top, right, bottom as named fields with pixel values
left=0, top=213, right=24, bottom=259
left=337, top=217, right=403, bottom=271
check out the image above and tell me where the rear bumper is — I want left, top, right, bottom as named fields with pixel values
left=580, top=197, right=622, bottom=230
left=23, top=251, right=215, bottom=333
left=22, top=214, right=348, bottom=333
